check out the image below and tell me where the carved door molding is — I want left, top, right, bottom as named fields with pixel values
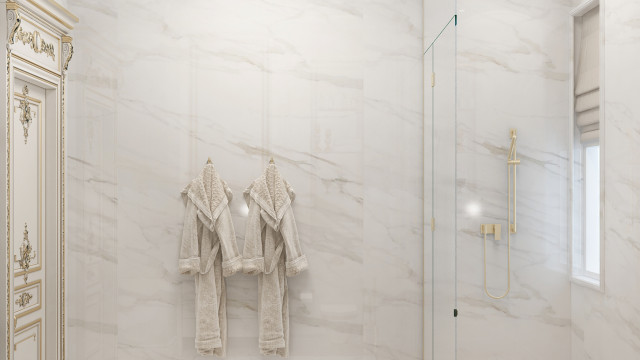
left=2, top=1, right=77, bottom=360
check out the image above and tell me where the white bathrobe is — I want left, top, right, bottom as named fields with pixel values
left=179, top=164, right=242, bottom=356
left=242, top=163, right=308, bottom=357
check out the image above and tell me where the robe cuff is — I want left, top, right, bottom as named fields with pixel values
left=242, top=257, right=264, bottom=275
left=222, top=255, right=243, bottom=277
left=195, top=337, right=222, bottom=355
left=259, top=337, right=286, bottom=353
left=178, top=257, right=200, bottom=275
left=286, top=254, right=308, bottom=277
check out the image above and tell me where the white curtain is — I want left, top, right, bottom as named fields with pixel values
left=575, top=6, right=599, bottom=144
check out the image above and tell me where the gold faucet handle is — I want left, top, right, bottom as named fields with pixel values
left=481, top=223, right=501, bottom=241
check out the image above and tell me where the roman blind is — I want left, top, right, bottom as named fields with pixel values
left=575, top=6, right=599, bottom=144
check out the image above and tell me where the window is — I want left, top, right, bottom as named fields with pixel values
left=571, top=2, right=602, bottom=288
left=584, top=145, right=599, bottom=275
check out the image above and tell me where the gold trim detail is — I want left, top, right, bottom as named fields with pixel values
left=13, top=297, right=40, bottom=322
left=11, top=89, right=44, bottom=280
left=13, top=280, right=42, bottom=324
left=18, top=85, right=32, bottom=143
left=5, top=7, right=71, bottom=351
left=5, top=46, right=12, bottom=360
left=6, top=4, right=21, bottom=44
left=46, top=0, right=79, bottom=22
left=61, top=37, right=72, bottom=72
left=15, top=317, right=40, bottom=334
left=14, top=318, right=41, bottom=359
left=13, top=333, right=35, bottom=351
left=14, top=278, right=40, bottom=291
left=11, top=52, right=60, bottom=79
left=18, top=16, right=62, bottom=72
left=26, top=0, right=74, bottom=30
left=61, top=63, right=67, bottom=360
left=15, top=26, right=56, bottom=61
left=14, top=292, right=32, bottom=308
left=16, top=223, right=36, bottom=283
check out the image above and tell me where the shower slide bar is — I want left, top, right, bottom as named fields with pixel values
left=481, top=129, right=520, bottom=299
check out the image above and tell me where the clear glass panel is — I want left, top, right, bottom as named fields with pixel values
left=425, top=15, right=457, bottom=360
left=572, top=128, right=585, bottom=274
left=585, top=145, right=600, bottom=274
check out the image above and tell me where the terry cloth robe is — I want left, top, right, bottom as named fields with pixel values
left=242, top=163, right=308, bottom=357
left=179, top=164, right=243, bottom=356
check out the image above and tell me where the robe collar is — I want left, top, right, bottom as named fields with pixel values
left=182, top=163, right=233, bottom=230
left=244, top=163, right=295, bottom=230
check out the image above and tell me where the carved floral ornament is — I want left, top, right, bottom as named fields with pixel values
left=14, top=26, right=55, bottom=60
left=17, top=222, right=35, bottom=283
left=6, top=4, right=75, bottom=72
left=15, top=292, right=32, bottom=308
left=18, top=85, right=32, bottom=144
left=62, top=36, right=73, bottom=72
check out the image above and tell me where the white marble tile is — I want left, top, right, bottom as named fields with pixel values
left=571, top=1, right=640, bottom=359
left=424, top=0, right=573, bottom=359
left=66, top=1, right=119, bottom=359
left=66, top=0, right=424, bottom=359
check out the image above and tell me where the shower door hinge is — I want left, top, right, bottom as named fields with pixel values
left=431, top=73, right=435, bottom=87
left=431, top=217, right=435, bottom=232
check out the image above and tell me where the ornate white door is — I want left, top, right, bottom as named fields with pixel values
left=11, top=78, right=47, bottom=360
left=1, top=1, right=77, bottom=359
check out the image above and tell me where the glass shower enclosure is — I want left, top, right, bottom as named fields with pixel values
left=424, top=14, right=457, bottom=360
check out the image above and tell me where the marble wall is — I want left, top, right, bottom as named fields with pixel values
left=424, top=0, right=573, bottom=359
left=66, top=1, right=118, bottom=358
left=456, top=1, right=572, bottom=359
left=65, top=1, right=423, bottom=360
left=571, top=1, right=640, bottom=359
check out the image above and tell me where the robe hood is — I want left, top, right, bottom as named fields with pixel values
left=243, top=163, right=295, bottom=231
left=182, top=163, right=233, bottom=231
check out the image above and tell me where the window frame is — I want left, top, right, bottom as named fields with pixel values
left=570, top=0, right=604, bottom=292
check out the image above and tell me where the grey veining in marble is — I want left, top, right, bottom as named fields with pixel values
left=424, top=0, right=573, bottom=359
left=571, top=1, right=640, bottom=360
left=66, top=0, right=424, bottom=359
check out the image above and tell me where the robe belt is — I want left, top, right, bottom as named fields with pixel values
left=264, top=242, right=284, bottom=275
left=200, top=242, right=220, bottom=275
left=259, top=220, right=284, bottom=275
left=194, top=210, right=221, bottom=275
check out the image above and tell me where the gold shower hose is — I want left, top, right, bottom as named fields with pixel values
left=483, top=129, right=519, bottom=299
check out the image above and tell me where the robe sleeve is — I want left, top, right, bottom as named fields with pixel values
left=280, top=207, right=308, bottom=277
left=242, top=200, right=265, bottom=275
left=215, top=205, right=243, bottom=277
left=179, top=200, right=201, bottom=275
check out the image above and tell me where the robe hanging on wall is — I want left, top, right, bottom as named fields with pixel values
left=179, top=163, right=242, bottom=356
left=242, top=162, right=308, bottom=357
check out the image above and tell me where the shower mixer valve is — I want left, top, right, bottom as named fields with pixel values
left=480, top=224, right=501, bottom=241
